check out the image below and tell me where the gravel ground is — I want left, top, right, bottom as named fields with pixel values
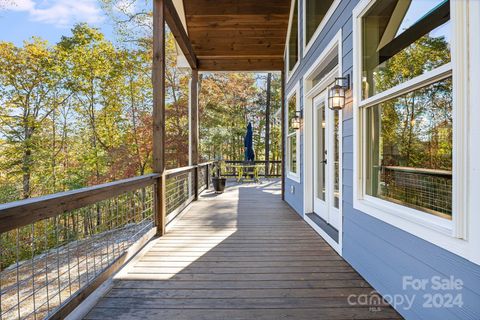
left=0, top=221, right=152, bottom=320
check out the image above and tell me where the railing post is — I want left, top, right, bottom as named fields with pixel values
left=281, top=70, right=286, bottom=200
left=153, top=0, right=166, bottom=236
left=155, top=175, right=166, bottom=235
left=205, top=164, right=209, bottom=189
left=194, top=166, right=199, bottom=200
left=189, top=69, right=199, bottom=200
left=265, top=73, right=271, bottom=178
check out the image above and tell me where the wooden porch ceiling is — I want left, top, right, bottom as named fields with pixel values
left=182, top=0, right=290, bottom=71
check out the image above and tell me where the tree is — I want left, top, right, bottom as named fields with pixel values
left=374, top=35, right=452, bottom=170
left=58, top=24, right=125, bottom=184
left=0, top=38, right=71, bottom=198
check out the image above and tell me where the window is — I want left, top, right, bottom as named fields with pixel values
left=352, top=0, right=480, bottom=263
left=352, top=0, right=473, bottom=239
left=303, top=0, right=340, bottom=55
left=305, top=0, right=335, bottom=44
left=287, top=0, right=299, bottom=74
left=361, top=0, right=451, bottom=99
left=365, top=78, right=453, bottom=219
left=287, top=85, right=300, bottom=180
left=312, top=53, right=338, bottom=87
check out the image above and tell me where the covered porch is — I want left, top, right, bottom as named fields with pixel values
left=83, top=181, right=401, bottom=320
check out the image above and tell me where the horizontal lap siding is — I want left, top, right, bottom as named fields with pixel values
left=344, top=205, right=480, bottom=320
left=286, top=0, right=480, bottom=319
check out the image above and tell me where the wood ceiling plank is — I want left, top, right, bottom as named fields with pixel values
left=188, top=24, right=288, bottom=31
left=197, top=55, right=283, bottom=59
left=191, top=38, right=286, bottom=47
left=187, top=14, right=289, bottom=23
left=194, top=44, right=285, bottom=56
left=186, top=0, right=290, bottom=15
left=198, top=58, right=284, bottom=72
left=181, top=0, right=290, bottom=71
left=189, top=30, right=286, bottom=39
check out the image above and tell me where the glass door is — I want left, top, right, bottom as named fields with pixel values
left=313, top=91, right=341, bottom=230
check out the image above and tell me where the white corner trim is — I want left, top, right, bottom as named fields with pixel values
left=303, top=30, right=343, bottom=217
left=302, top=29, right=344, bottom=253
left=286, top=82, right=301, bottom=182
left=302, top=0, right=342, bottom=58
left=304, top=30, right=342, bottom=92
left=466, top=0, right=480, bottom=265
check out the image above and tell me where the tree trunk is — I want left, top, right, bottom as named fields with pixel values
left=22, top=148, right=32, bottom=199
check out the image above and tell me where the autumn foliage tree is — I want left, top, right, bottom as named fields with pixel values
left=0, top=21, right=280, bottom=204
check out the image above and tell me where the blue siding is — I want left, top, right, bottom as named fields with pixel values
left=284, top=0, right=480, bottom=319
left=284, top=127, right=303, bottom=214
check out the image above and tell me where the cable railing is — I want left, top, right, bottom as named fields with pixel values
left=380, top=165, right=452, bottom=218
left=223, top=160, right=282, bottom=178
left=0, top=162, right=214, bottom=320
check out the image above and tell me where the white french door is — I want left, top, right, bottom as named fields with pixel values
left=313, top=91, right=341, bottom=230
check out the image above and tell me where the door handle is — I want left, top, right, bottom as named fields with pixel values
left=321, top=159, right=327, bottom=164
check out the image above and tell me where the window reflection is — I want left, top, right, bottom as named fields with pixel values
left=362, top=0, right=451, bottom=99
left=305, top=0, right=335, bottom=44
left=366, top=78, right=453, bottom=218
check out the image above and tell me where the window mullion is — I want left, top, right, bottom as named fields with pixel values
left=359, top=64, right=453, bottom=109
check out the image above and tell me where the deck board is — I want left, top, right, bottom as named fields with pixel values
left=84, top=180, right=403, bottom=320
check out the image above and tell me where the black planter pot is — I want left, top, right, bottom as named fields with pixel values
left=212, top=177, right=226, bottom=193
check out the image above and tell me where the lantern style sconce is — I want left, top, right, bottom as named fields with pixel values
left=328, top=75, right=350, bottom=110
left=291, top=110, right=303, bottom=130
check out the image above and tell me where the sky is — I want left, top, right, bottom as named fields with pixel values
left=0, top=0, right=116, bottom=46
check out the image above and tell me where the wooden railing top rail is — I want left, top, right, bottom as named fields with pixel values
left=164, top=162, right=214, bottom=179
left=382, top=165, right=452, bottom=177
left=224, top=160, right=281, bottom=163
left=165, top=165, right=196, bottom=178
left=0, top=173, right=159, bottom=234
left=224, top=160, right=282, bottom=162
left=0, top=162, right=217, bottom=234
left=198, top=161, right=215, bottom=167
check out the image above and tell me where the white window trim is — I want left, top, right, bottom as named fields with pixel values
left=285, top=0, right=300, bottom=81
left=303, top=30, right=342, bottom=215
left=302, top=30, right=344, bottom=255
left=286, top=83, right=301, bottom=183
left=353, top=0, right=480, bottom=265
left=302, top=0, right=341, bottom=57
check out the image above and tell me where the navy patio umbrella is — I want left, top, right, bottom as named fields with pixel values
left=244, top=122, right=255, bottom=161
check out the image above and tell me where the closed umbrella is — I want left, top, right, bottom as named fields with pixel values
left=244, top=122, right=255, bottom=161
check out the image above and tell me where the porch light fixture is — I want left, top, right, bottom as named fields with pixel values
left=328, top=75, right=350, bottom=110
left=291, top=110, right=303, bottom=130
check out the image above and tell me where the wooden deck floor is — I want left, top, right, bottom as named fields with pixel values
left=84, top=180, right=403, bottom=320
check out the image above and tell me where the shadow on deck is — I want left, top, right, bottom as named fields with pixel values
left=83, top=180, right=403, bottom=320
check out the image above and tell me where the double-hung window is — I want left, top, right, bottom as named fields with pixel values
left=353, top=0, right=473, bottom=255
left=286, top=0, right=299, bottom=77
left=287, top=85, right=300, bottom=181
left=303, top=0, right=341, bottom=55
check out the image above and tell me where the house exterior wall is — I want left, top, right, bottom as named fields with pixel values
left=284, top=0, right=480, bottom=319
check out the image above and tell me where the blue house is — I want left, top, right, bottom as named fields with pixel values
left=283, top=0, right=480, bottom=319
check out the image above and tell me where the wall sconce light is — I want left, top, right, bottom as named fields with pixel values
left=291, top=110, right=303, bottom=130
left=328, top=75, right=350, bottom=110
